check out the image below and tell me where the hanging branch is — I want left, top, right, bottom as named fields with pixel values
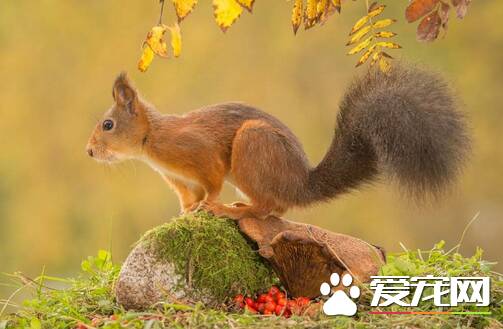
left=135, top=0, right=473, bottom=72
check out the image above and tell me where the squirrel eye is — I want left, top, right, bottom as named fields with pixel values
left=102, top=119, right=114, bottom=131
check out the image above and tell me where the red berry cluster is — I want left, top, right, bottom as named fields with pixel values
left=233, top=286, right=311, bottom=318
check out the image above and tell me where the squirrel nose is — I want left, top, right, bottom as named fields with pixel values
left=87, top=148, right=94, bottom=157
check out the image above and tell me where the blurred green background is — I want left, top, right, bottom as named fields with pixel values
left=0, top=0, right=502, bottom=293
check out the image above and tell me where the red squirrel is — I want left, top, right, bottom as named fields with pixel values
left=86, top=63, right=470, bottom=220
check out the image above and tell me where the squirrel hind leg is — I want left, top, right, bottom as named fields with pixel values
left=230, top=119, right=309, bottom=208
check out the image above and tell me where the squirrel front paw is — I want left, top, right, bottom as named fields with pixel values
left=183, top=202, right=202, bottom=214
left=187, top=200, right=216, bottom=215
left=193, top=201, right=242, bottom=220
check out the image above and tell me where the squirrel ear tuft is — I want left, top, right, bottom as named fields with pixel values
left=112, top=71, right=137, bottom=114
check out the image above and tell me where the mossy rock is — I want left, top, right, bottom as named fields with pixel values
left=115, top=212, right=277, bottom=309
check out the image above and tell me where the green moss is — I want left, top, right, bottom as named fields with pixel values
left=140, top=212, right=277, bottom=303
left=2, top=240, right=502, bottom=328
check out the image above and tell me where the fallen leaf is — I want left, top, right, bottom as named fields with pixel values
left=405, top=0, right=440, bottom=23
left=213, top=0, right=243, bottom=32
left=417, top=10, right=442, bottom=41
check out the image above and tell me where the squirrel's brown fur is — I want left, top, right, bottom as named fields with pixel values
left=87, top=63, right=470, bottom=219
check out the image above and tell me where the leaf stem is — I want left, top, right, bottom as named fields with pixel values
left=158, top=0, right=165, bottom=25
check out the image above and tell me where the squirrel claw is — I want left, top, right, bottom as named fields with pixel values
left=193, top=200, right=215, bottom=215
left=184, top=202, right=203, bottom=214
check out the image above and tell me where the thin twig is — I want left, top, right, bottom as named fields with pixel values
left=159, top=0, right=165, bottom=25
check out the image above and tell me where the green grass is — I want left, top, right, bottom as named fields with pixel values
left=1, top=240, right=502, bottom=328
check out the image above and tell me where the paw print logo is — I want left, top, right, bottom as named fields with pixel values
left=320, top=273, right=361, bottom=316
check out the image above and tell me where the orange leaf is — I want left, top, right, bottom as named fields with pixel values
left=439, top=1, right=450, bottom=29
left=417, top=10, right=442, bottom=42
left=405, top=0, right=440, bottom=23
left=452, top=0, right=471, bottom=18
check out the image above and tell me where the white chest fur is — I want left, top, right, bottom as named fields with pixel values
left=141, top=156, right=198, bottom=188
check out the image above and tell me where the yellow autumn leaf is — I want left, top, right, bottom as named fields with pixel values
left=145, top=25, right=169, bottom=57
left=305, top=0, right=318, bottom=29
left=374, top=41, right=402, bottom=49
left=381, top=51, right=393, bottom=59
left=172, top=0, right=198, bottom=21
left=138, top=45, right=155, bottom=72
left=370, top=51, right=381, bottom=66
left=372, top=18, right=396, bottom=29
left=375, top=31, right=397, bottom=38
left=236, top=0, right=254, bottom=12
left=348, top=36, right=373, bottom=55
left=317, top=0, right=328, bottom=17
left=332, top=0, right=341, bottom=13
left=379, top=57, right=391, bottom=73
left=350, top=15, right=371, bottom=35
left=213, top=0, right=243, bottom=32
left=319, top=0, right=337, bottom=25
left=169, top=23, right=182, bottom=57
left=291, top=0, right=303, bottom=34
left=346, top=25, right=372, bottom=45
left=349, top=5, right=381, bottom=35
left=367, top=4, right=385, bottom=18
left=356, top=44, right=376, bottom=67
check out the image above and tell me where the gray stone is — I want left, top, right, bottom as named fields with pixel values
left=114, top=242, right=190, bottom=310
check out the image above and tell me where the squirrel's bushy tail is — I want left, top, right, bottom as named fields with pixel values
left=307, top=63, right=470, bottom=202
